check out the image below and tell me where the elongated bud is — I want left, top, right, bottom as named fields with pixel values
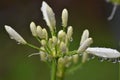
left=77, top=38, right=93, bottom=53
left=52, top=36, right=57, bottom=45
left=57, top=57, right=64, bottom=78
left=80, top=29, right=89, bottom=45
left=36, top=25, right=43, bottom=38
left=41, top=1, right=56, bottom=32
left=5, top=25, right=27, bottom=44
left=42, top=28, right=48, bottom=40
left=67, top=26, right=73, bottom=40
left=30, top=22, right=37, bottom=37
left=64, top=56, right=72, bottom=67
left=62, top=9, right=68, bottom=28
left=58, top=30, right=66, bottom=40
left=60, top=42, right=67, bottom=53
left=40, top=52, right=47, bottom=62
left=48, top=38, right=52, bottom=46
left=39, top=47, right=47, bottom=61
left=73, top=54, right=79, bottom=64
left=41, top=40, right=46, bottom=46
left=82, top=52, right=88, bottom=63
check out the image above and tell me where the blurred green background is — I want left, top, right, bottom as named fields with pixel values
left=0, top=0, right=119, bottom=80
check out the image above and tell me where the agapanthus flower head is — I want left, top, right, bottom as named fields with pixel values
left=4, top=1, right=120, bottom=80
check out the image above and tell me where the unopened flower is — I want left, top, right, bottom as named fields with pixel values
left=41, top=1, right=56, bottom=32
left=67, top=26, right=73, bottom=40
left=42, top=28, right=48, bottom=40
left=82, top=52, right=88, bottom=63
left=72, top=54, right=79, bottom=64
left=30, top=22, right=37, bottom=37
left=52, top=36, right=58, bottom=45
left=58, top=30, right=66, bottom=40
left=77, top=38, right=93, bottom=53
left=41, top=40, right=46, bottom=46
left=80, top=29, right=89, bottom=45
left=36, top=25, right=43, bottom=38
left=5, top=25, right=27, bottom=44
left=40, top=51, right=47, bottom=62
left=62, top=9, right=68, bottom=28
left=60, top=41, right=67, bottom=53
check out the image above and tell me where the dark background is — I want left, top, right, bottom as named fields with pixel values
left=0, top=0, right=120, bottom=80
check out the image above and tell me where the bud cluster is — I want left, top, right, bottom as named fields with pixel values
left=4, top=1, right=120, bottom=79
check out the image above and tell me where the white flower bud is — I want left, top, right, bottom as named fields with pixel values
left=40, top=51, right=47, bottom=62
left=57, top=57, right=64, bottom=78
left=48, top=38, right=52, bottom=46
left=5, top=25, right=27, bottom=44
left=42, top=28, right=48, bottom=40
left=58, top=57, right=65, bottom=65
left=41, top=1, right=56, bottom=32
left=80, top=29, right=89, bottom=45
left=62, top=9, right=68, bottom=28
left=60, top=42, right=67, bottom=53
left=86, top=47, right=120, bottom=58
left=82, top=52, right=88, bottom=63
left=30, top=22, right=37, bottom=37
left=52, top=36, right=57, bottom=45
left=64, top=56, right=72, bottom=67
left=73, top=54, right=79, bottom=64
left=36, top=25, right=43, bottom=38
left=58, top=30, right=66, bottom=40
left=77, top=38, right=93, bottom=53
left=41, top=40, right=46, bottom=46
left=67, top=26, right=73, bottom=40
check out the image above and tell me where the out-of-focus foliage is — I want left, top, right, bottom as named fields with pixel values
left=109, top=0, right=120, bottom=4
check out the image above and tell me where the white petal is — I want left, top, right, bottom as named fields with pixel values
left=5, top=25, right=27, bottom=44
left=86, top=47, right=120, bottom=58
left=41, top=1, right=56, bottom=32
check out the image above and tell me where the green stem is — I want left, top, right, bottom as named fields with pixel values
left=26, top=43, right=45, bottom=52
left=51, top=59, right=57, bottom=80
left=35, top=36, right=41, bottom=44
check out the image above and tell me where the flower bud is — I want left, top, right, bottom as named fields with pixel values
left=64, top=56, right=72, bottom=67
left=5, top=25, right=27, bottom=44
left=80, top=29, right=89, bottom=45
left=67, top=26, right=73, bottom=40
left=42, top=28, right=48, bottom=40
left=58, top=57, right=65, bottom=65
left=82, top=52, right=88, bottom=63
left=52, top=36, right=57, bottom=45
left=40, top=51, right=47, bottom=62
left=60, top=42, right=67, bottom=53
left=57, top=57, right=64, bottom=78
left=41, top=1, right=56, bottom=32
left=30, top=22, right=37, bottom=37
left=77, top=38, right=93, bottom=53
left=62, top=9, right=68, bottom=28
left=73, top=54, right=79, bottom=64
left=41, top=40, right=46, bottom=46
left=36, top=25, right=43, bottom=38
left=58, top=30, right=66, bottom=40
